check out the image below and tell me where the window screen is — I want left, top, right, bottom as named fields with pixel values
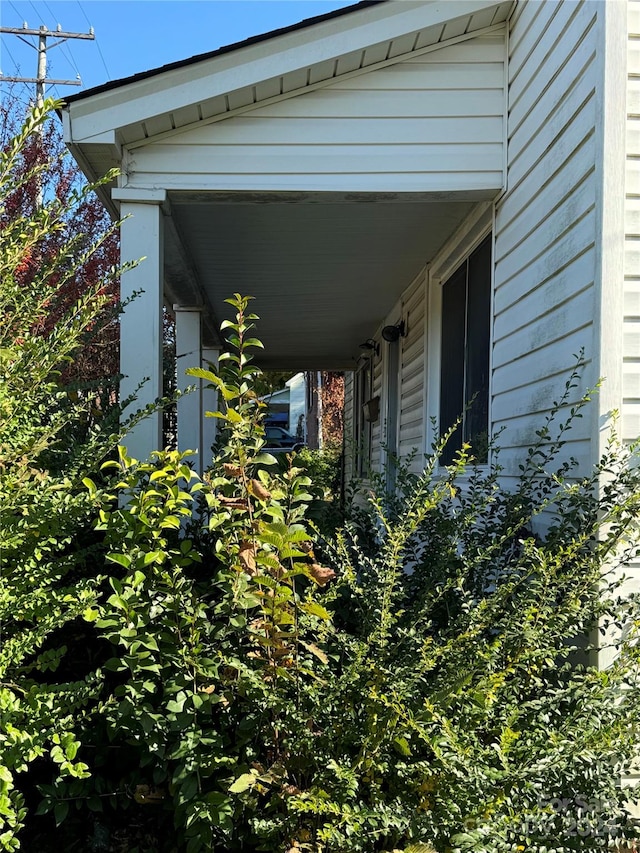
left=439, top=233, right=491, bottom=465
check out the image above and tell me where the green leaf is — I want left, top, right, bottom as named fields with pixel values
left=301, top=601, right=330, bottom=621
left=186, top=366, right=219, bottom=383
left=253, top=453, right=278, bottom=466
left=166, top=695, right=186, bottom=713
left=106, top=553, right=131, bottom=569
left=143, top=550, right=164, bottom=566
left=87, top=796, right=103, bottom=813
left=82, top=477, right=97, bottom=496
left=53, top=800, right=69, bottom=826
left=229, top=773, right=256, bottom=794
left=225, top=409, right=243, bottom=424
left=179, top=774, right=199, bottom=803
left=393, top=736, right=411, bottom=757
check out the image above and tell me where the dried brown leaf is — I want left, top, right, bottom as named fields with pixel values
left=223, top=462, right=243, bottom=477
left=308, top=563, right=336, bottom=587
left=238, top=540, right=258, bottom=575
left=249, top=478, right=271, bottom=501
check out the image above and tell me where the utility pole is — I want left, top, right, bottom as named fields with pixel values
left=0, top=24, right=95, bottom=103
left=0, top=23, right=95, bottom=204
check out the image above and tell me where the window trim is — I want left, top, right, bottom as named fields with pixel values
left=426, top=203, right=494, bottom=467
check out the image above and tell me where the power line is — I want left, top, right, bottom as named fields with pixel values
left=0, top=24, right=95, bottom=103
left=0, top=42, right=33, bottom=103
left=76, top=0, right=111, bottom=80
left=7, top=1, right=24, bottom=21
left=0, top=21, right=94, bottom=205
left=42, top=0, right=83, bottom=81
left=2, top=40, right=22, bottom=74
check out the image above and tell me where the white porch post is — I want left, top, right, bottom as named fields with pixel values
left=174, top=306, right=203, bottom=468
left=115, top=190, right=166, bottom=461
left=201, top=346, right=220, bottom=470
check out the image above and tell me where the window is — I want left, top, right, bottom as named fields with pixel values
left=354, top=359, right=372, bottom=477
left=439, top=233, right=491, bottom=465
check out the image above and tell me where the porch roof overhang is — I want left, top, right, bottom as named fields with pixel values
left=62, top=0, right=512, bottom=370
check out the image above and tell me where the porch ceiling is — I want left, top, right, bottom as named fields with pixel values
left=164, top=191, right=480, bottom=369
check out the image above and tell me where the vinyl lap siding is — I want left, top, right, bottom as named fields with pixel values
left=371, top=353, right=383, bottom=474
left=343, top=371, right=354, bottom=483
left=623, top=0, right=640, bottom=657
left=493, top=0, right=598, bottom=482
left=353, top=270, right=427, bottom=479
left=621, top=4, right=640, bottom=803
left=399, top=276, right=426, bottom=471
left=625, top=1, right=640, bottom=442
left=130, top=34, right=506, bottom=194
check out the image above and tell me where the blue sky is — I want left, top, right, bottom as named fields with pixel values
left=1, top=0, right=355, bottom=101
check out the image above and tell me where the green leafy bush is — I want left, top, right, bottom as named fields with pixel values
left=0, top=101, right=124, bottom=849
left=36, top=296, right=338, bottom=852
left=5, top=109, right=640, bottom=853
left=44, top=299, right=640, bottom=853
left=295, top=444, right=344, bottom=532
left=314, top=380, right=640, bottom=852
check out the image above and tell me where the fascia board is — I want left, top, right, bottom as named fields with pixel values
left=66, top=0, right=501, bottom=143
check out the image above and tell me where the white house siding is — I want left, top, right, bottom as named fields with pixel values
left=371, top=351, right=383, bottom=474
left=125, top=33, right=506, bottom=194
left=625, top=0, right=640, bottom=442
left=343, top=371, right=354, bottom=484
left=398, top=274, right=427, bottom=472
left=622, top=2, right=640, bottom=712
left=345, top=269, right=427, bottom=479
left=492, top=0, right=599, bottom=484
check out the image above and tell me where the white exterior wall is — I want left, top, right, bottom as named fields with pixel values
left=345, top=2, right=607, bottom=493
left=398, top=274, right=427, bottom=471
left=492, top=0, right=600, bottom=484
left=343, top=371, right=355, bottom=483
left=371, top=351, right=383, bottom=473
left=345, top=267, right=428, bottom=481
left=623, top=0, right=640, bottom=634
left=626, top=1, right=640, bottom=441
left=126, top=34, right=506, bottom=194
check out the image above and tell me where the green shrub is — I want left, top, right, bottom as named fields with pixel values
left=314, top=377, right=640, bottom=852
left=0, top=101, right=124, bottom=850
left=34, top=296, right=338, bottom=852
left=296, top=444, right=344, bottom=532
left=4, top=113, right=640, bottom=850
left=43, top=299, right=640, bottom=853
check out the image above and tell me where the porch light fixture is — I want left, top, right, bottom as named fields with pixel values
left=359, top=338, right=379, bottom=356
left=381, top=320, right=405, bottom=343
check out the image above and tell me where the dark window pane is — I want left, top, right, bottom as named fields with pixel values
left=465, top=234, right=491, bottom=462
left=439, top=261, right=466, bottom=464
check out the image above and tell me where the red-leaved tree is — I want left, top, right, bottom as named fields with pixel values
left=321, top=371, right=344, bottom=448
left=0, top=89, right=120, bottom=388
